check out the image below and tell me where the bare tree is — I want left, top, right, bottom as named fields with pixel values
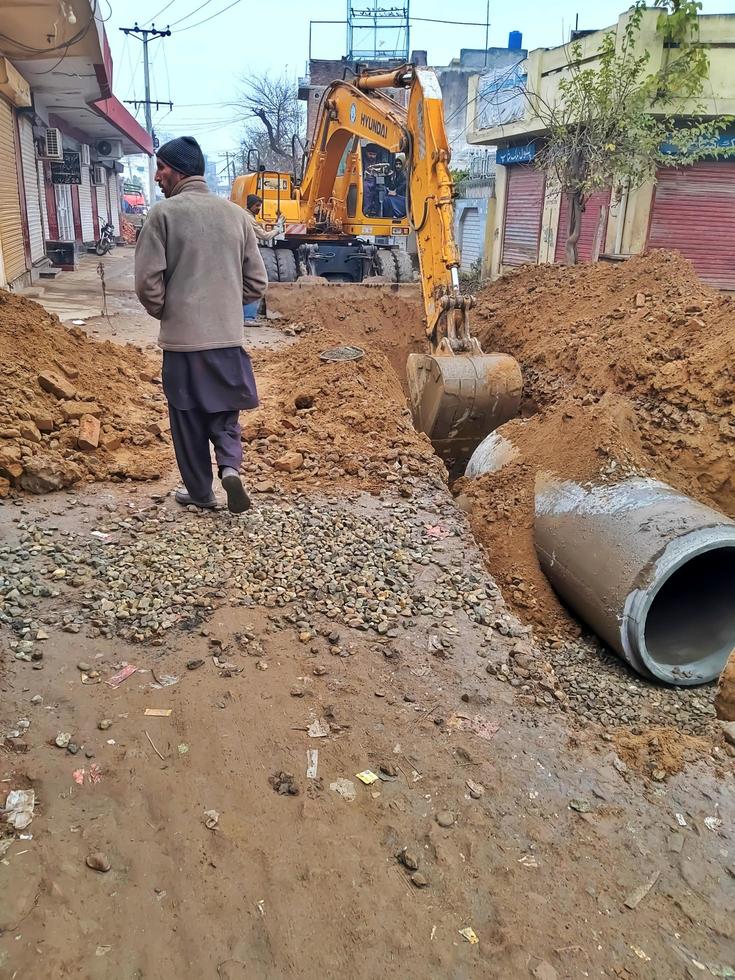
left=235, top=71, right=304, bottom=172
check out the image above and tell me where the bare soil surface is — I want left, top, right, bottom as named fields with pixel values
left=1, top=252, right=733, bottom=979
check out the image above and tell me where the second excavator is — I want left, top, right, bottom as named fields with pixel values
left=231, top=64, right=522, bottom=475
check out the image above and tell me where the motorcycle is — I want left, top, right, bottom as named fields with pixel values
left=95, top=219, right=115, bottom=256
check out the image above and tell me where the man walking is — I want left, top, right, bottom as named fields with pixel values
left=135, top=136, right=267, bottom=513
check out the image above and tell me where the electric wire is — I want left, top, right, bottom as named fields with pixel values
left=174, top=0, right=244, bottom=33
left=147, top=0, right=180, bottom=24
left=168, top=0, right=219, bottom=27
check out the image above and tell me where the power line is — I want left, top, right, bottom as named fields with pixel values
left=147, top=0, right=180, bottom=24
left=174, top=0, right=244, bottom=33
left=168, top=0, right=219, bottom=27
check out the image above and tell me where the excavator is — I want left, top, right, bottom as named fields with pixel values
left=231, top=64, right=522, bottom=473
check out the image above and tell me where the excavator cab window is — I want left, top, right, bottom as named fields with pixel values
left=360, top=141, right=407, bottom=220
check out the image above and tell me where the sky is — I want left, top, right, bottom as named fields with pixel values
left=106, top=0, right=735, bottom=174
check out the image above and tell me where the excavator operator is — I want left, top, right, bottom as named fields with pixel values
left=384, top=157, right=407, bottom=219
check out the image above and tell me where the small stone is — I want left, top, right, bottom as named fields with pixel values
left=719, top=720, right=735, bottom=746
left=397, top=847, right=420, bottom=871
left=313, top=666, right=328, bottom=676
left=569, top=798, right=592, bottom=813
left=186, top=659, right=205, bottom=670
left=290, top=688, right=305, bottom=698
left=38, top=371, right=76, bottom=400
left=30, top=694, right=43, bottom=705
left=77, top=662, right=92, bottom=672
left=78, top=415, right=101, bottom=451
left=86, top=852, right=111, bottom=873
left=378, top=762, right=398, bottom=779
left=435, top=810, right=455, bottom=828
left=274, top=451, right=304, bottom=473
left=55, top=732, right=71, bottom=748
left=97, top=719, right=113, bottom=731
left=403, top=692, right=417, bottom=703
left=67, top=742, right=79, bottom=755
left=410, top=872, right=429, bottom=888
left=466, top=779, right=485, bottom=799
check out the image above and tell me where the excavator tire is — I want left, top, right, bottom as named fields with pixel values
left=275, top=249, right=298, bottom=283
left=260, top=247, right=279, bottom=283
left=393, top=249, right=415, bottom=283
left=374, top=248, right=398, bottom=281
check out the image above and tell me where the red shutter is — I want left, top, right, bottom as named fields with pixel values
left=555, top=188, right=611, bottom=263
left=648, top=162, right=735, bottom=290
left=501, top=164, right=545, bottom=266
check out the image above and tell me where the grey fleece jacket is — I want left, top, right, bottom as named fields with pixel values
left=134, top=176, right=267, bottom=352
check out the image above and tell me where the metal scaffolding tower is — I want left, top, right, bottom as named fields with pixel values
left=346, top=2, right=410, bottom=62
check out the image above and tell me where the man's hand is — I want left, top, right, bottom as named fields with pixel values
left=276, top=215, right=286, bottom=233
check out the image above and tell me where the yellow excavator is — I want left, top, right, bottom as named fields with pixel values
left=231, top=64, right=522, bottom=473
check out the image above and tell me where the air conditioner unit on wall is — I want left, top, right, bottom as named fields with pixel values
left=38, top=127, right=63, bottom=161
left=91, top=165, right=106, bottom=186
left=80, top=144, right=90, bottom=166
left=95, top=138, right=123, bottom=160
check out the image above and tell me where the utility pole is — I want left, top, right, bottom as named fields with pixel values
left=119, top=23, right=172, bottom=206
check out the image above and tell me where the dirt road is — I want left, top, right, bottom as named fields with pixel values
left=1, top=250, right=733, bottom=979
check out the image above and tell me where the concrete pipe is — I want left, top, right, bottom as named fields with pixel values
left=535, top=476, right=735, bottom=685
left=464, top=430, right=520, bottom=479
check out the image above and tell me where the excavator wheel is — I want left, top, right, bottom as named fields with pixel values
left=374, top=248, right=398, bottom=281
left=275, top=249, right=298, bottom=283
left=406, top=351, right=523, bottom=479
left=393, top=249, right=415, bottom=283
left=259, top=247, right=279, bottom=283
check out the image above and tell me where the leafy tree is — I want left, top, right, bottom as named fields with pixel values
left=235, top=72, right=305, bottom=173
left=529, top=0, right=733, bottom=264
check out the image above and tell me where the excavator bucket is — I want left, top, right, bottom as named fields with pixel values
left=406, top=351, right=523, bottom=477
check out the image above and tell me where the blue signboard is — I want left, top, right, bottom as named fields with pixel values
left=660, top=133, right=735, bottom=156
left=497, top=142, right=536, bottom=165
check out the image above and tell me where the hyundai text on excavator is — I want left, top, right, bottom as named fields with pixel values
left=231, top=64, right=522, bottom=474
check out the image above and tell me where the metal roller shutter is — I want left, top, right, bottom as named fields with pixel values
left=501, top=164, right=545, bottom=266
left=648, top=162, right=735, bottom=290
left=18, top=117, right=44, bottom=262
left=555, top=188, right=611, bottom=263
left=459, top=207, right=483, bottom=271
left=107, top=172, right=120, bottom=235
left=79, top=161, right=94, bottom=242
left=0, top=97, right=27, bottom=284
left=95, top=182, right=109, bottom=225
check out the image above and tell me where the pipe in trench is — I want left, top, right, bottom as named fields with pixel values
left=465, top=433, right=735, bottom=685
left=535, top=475, right=735, bottom=685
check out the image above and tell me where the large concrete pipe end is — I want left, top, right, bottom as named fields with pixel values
left=535, top=476, right=735, bottom=686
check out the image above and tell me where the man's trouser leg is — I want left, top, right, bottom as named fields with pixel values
left=168, top=404, right=214, bottom=502
left=208, top=410, right=243, bottom=476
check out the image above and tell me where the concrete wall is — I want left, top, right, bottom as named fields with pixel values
left=469, top=10, right=735, bottom=147
left=472, top=9, right=735, bottom=278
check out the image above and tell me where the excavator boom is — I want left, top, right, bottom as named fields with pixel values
left=236, top=64, right=522, bottom=473
left=353, top=65, right=522, bottom=474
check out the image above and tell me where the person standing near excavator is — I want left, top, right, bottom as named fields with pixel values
left=242, top=195, right=284, bottom=320
left=135, top=136, right=267, bottom=513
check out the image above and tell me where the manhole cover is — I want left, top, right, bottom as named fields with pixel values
left=319, top=345, right=365, bottom=362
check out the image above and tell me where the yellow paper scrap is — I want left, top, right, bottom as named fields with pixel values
left=355, top=770, right=378, bottom=785
left=459, top=927, right=479, bottom=945
left=144, top=708, right=172, bottom=717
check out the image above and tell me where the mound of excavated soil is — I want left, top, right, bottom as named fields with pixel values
left=266, top=282, right=425, bottom=384
left=244, top=324, right=445, bottom=493
left=0, top=290, right=170, bottom=495
left=458, top=250, right=735, bottom=634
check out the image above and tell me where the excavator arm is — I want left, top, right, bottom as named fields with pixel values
left=298, top=65, right=522, bottom=474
